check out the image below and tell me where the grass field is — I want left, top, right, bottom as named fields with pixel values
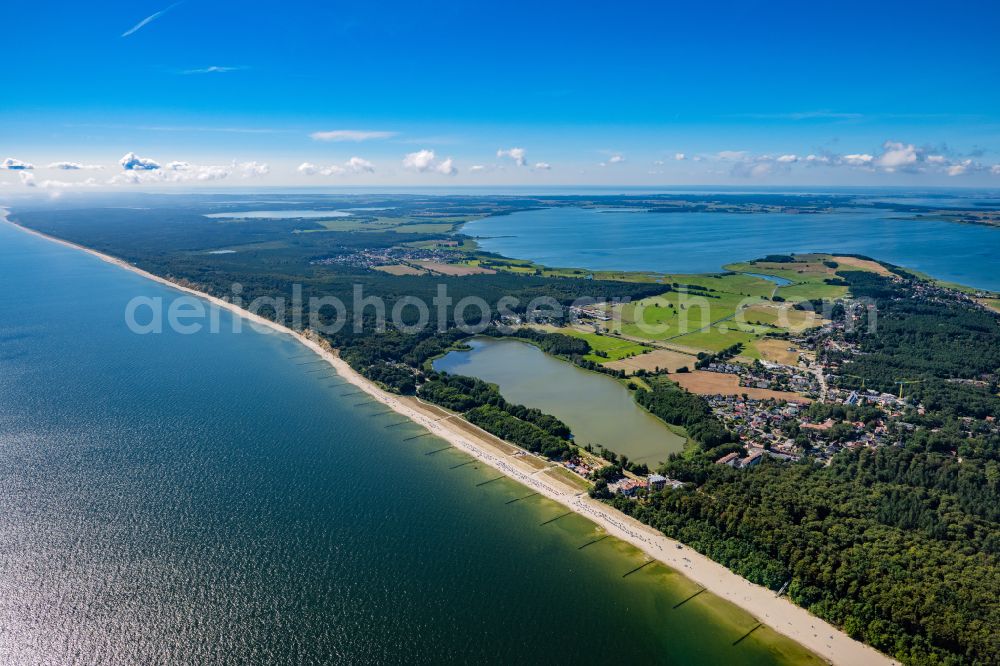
left=544, top=466, right=593, bottom=491
left=740, top=303, right=822, bottom=331
left=669, top=323, right=779, bottom=356
left=723, top=254, right=861, bottom=302
left=533, top=325, right=651, bottom=362
left=978, top=297, right=1000, bottom=314
left=609, top=273, right=780, bottom=352
left=414, top=261, right=496, bottom=275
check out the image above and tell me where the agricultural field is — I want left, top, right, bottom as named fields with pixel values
left=723, top=254, right=857, bottom=302
left=532, top=325, right=651, bottom=362
left=739, top=302, right=822, bottom=332
left=979, top=297, right=1000, bottom=314
left=669, top=323, right=779, bottom=356
left=752, top=338, right=807, bottom=365
left=671, top=370, right=813, bottom=403
left=414, top=261, right=496, bottom=276
left=603, top=348, right=697, bottom=374
left=609, top=273, right=780, bottom=352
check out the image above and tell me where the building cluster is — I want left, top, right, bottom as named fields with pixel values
left=312, top=246, right=454, bottom=269
left=562, top=457, right=597, bottom=478
left=707, top=395, right=803, bottom=455
left=701, top=358, right=819, bottom=394
left=569, top=303, right=613, bottom=322
left=607, top=473, right=684, bottom=496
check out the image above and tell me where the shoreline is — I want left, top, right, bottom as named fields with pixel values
left=4, top=214, right=895, bottom=666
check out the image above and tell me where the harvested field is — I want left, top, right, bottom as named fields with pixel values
left=740, top=304, right=822, bottom=332
left=754, top=338, right=803, bottom=365
left=604, top=348, right=696, bottom=374
left=415, top=260, right=496, bottom=275
left=671, top=370, right=812, bottom=403
left=829, top=255, right=895, bottom=277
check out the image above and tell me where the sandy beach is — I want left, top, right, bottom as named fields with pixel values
left=5, top=214, right=895, bottom=666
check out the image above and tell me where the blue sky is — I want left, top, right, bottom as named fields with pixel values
left=2, top=0, right=1000, bottom=188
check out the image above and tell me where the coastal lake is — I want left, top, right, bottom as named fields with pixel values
left=434, top=337, right=685, bottom=464
left=464, top=207, right=1000, bottom=291
left=0, top=221, right=818, bottom=664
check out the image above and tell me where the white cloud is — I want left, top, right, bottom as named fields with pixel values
left=947, top=160, right=972, bottom=176
left=2, top=157, right=35, bottom=170
left=842, top=153, right=874, bottom=166
left=47, top=161, right=103, bottom=170
left=675, top=153, right=686, bottom=161
left=165, top=161, right=231, bottom=180
left=111, top=156, right=268, bottom=184
left=122, top=2, right=181, bottom=37
left=298, top=157, right=374, bottom=176
left=236, top=161, right=269, bottom=178
left=119, top=152, right=161, bottom=171
left=402, top=149, right=436, bottom=171
left=469, top=165, right=486, bottom=172
left=533, top=162, right=551, bottom=170
left=400, top=150, right=456, bottom=175
left=18, top=172, right=98, bottom=189
left=400, top=149, right=434, bottom=172
left=608, top=154, right=625, bottom=164
left=345, top=157, right=375, bottom=173
left=992, top=165, right=1000, bottom=175
left=711, top=140, right=994, bottom=178
left=182, top=66, right=243, bottom=75
left=875, top=141, right=918, bottom=171
left=310, top=129, right=396, bottom=142
left=497, top=147, right=527, bottom=167
left=435, top=157, right=457, bottom=176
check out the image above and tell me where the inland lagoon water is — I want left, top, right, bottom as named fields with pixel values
left=0, top=221, right=820, bottom=664
left=464, top=207, right=1000, bottom=291
left=434, top=337, right=686, bottom=465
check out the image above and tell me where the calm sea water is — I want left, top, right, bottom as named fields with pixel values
left=434, top=337, right=685, bottom=465
left=464, top=208, right=1000, bottom=291
left=0, top=222, right=819, bottom=664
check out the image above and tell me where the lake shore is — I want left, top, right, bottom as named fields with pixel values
left=5, top=214, right=895, bottom=666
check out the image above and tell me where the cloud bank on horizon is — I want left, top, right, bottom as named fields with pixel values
left=2, top=0, right=998, bottom=188
left=4, top=138, right=1000, bottom=190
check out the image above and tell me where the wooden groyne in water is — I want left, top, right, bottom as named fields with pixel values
left=673, top=588, right=706, bottom=609
left=622, top=560, right=654, bottom=578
